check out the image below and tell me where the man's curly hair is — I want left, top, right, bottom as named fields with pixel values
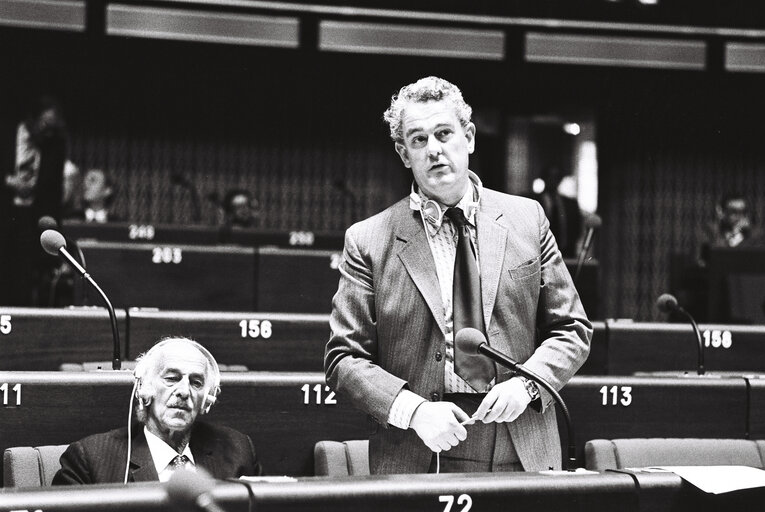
left=383, top=76, right=473, bottom=143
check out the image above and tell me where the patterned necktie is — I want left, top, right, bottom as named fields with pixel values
left=445, top=207, right=496, bottom=392
left=169, top=454, right=189, bottom=471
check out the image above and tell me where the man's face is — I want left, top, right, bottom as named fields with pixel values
left=231, top=194, right=253, bottom=222
left=721, top=198, right=750, bottom=230
left=395, top=100, right=475, bottom=206
left=83, top=170, right=110, bottom=203
left=145, top=342, right=209, bottom=436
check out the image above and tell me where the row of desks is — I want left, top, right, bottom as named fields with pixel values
left=2, top=307, right=764, bottom=375
left=2, top=470, right=762, bottom=512
left=64, top=237, right=599, bottom=314
left=1, top=372, right=764, bottom=481
left=61, top=220, right=346, bottom=249
left=0, top=307, right=329, bottom=371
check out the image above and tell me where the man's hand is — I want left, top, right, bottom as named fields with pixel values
left=473, top=378, right=531, bottom=423
left=410, top=402, right=470, bottom=452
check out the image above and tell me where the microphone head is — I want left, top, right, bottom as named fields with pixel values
left=40, top=229, right=67, bottom=256
left=454, top=328, right=487, bottom=355
left=166, top=468, right=216, bottom=511
left=38, top=215, right=58, bottom=232
left=656, top=293, right=679, bottom=313
left=584, top=212, right=603, bottom=229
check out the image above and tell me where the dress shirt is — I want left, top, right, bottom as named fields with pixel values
left=84, top=208, right=108, bottom=223
left=387, top=171, right=493, bottom=429
left=144, top=427, right=196, bottom=482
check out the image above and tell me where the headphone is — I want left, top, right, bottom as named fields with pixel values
left=133, top=337, right=221, bottom=415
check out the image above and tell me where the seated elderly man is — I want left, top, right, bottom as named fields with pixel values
left=53, top=337, right=262, bottom=484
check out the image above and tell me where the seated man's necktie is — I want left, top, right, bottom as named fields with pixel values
left=169, top=454, right=190, bottom=471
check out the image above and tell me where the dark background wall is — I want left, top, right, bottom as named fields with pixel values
left=2, top=24, right=764, bottom=321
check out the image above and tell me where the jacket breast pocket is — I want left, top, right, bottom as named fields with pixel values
left=507, top=257, right=540, bottom=280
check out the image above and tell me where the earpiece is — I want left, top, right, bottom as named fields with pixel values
left=201, top=392, right=217, bottom=414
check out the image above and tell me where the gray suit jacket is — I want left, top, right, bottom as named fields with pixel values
left=325, top=188, right=592, bottom=474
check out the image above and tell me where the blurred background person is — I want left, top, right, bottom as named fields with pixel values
left=532, top=165, right=584, bottom=259
left=222, top=188, right=259, bottom=229
left=64, top=168, right=117, bottom=223
left=697, top=192, right=760, bottom=266
left=60, top=161, right=82, bottom=220
left=0, top=95, right=68, bottom=306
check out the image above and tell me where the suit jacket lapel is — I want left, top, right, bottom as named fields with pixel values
left=129, top=428, right=159, bottom=482
left=190, top=429, right=215, bottom=477
left=396, top=211, right=447, bottom=336
left=477, top=207, right=508, bottom=332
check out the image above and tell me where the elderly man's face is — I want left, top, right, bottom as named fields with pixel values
left=395, top=100, right=475, bottom=206
left=145, top=341, right=209, bottom=437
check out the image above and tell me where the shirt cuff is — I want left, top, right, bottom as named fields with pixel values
left=387, top=389, right=427, bottom=429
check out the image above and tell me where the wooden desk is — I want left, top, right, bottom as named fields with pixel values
left=76, top=242, right=256, bottom=310
left=604, top=321, right=765, bottom=375
left=746, top=378, right=765, bottom=439
left=0, top=307, right=127, bottom=370
left=575, top=320, right=607, bottom=375
left=127, top=310, right=330, bottom=371
left=1, top=471, right=763, bottom=512
left=0, top=371, right=369, bottom=483
left=560, top=376, right=749, bottom=465
left=0, top=372, right=751, bottom=482
left=254, top=247, right=340, bottom=314
left=62, top=220, right=345, bottom=250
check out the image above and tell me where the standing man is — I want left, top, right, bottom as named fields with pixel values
left=325, top=77, right=591, bottom=474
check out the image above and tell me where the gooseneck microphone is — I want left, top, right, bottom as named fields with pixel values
left=455, top=328, right=577, bottom=471
left=40, top=229, right=122, bottom=370
left=656, top=293, right=705, bottom=376
left=574, top=213, right=602, bottom=284
left=167, top=469, right=226, bottom=512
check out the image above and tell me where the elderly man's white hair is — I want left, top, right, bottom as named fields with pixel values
left=383, top=76, right=473, bottom=143
left=133, top=336, right=221, bottom=422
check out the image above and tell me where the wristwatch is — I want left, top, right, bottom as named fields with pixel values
left=520, top=377, right=540, bottom=402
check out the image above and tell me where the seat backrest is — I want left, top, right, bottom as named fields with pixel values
left=585, top=438, right=765, bottom=471
left=314, top=440, right=370, bottom=476
left=3, top=445, right=68, bottom=487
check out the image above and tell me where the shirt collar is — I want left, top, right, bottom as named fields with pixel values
left=144, top=426, right=195, bottom=475
left=85, top=208, right=108, bottom=223
left=409, top=170, right=482, bottom=236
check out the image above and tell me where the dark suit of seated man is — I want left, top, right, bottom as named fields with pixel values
left=53, top=337, right=262, bottom=484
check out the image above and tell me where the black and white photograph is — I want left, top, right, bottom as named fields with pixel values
left=1, top=0, right=765, bottom=510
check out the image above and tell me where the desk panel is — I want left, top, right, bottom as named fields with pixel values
left=63, top=221, right=220, bottom=245
left=255, top=248, right=340, bottom=314
left=560, top=376, right=749, bottom=465
left=62, top=220, right=345, bottom=250
left=575, top=320, right=606, bottom=375
left=127, top=310, right=329, bottom=371
left=0, top=372, right=369, bottom=483
left=0, top=472, right=638, bottom=512
left=0, top=307, right=127, bottom=370
left=1, top=472, right=763, bottom=512
left=606, top=321, right=765, bottom=374
left=746, top=378, right=765, bottom=438
left=76, top=242, right=255, bottom=310
left=0, top=372, right=750, bottom=482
